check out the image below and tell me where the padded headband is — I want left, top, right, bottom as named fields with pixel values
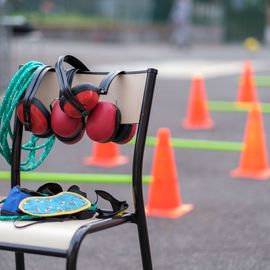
left=66, top=68, right=78, bottom=86
left=22, top=65, right=53, bottom=131
left=62, top=69, right=125, bottom=95
left=55, top=55, right=91, bottom=116
left=55, top=55, right=124, bottom=114
left=55, top=55, right=89, bottom=91
left=98, top=70, right=125, bottom=95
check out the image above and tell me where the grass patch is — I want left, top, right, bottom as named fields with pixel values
left=11, top=11, right=119, bottom=29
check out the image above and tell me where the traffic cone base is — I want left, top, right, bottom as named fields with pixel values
left=231, top=167, right=270, bottom=180
left=83, top=155, right=128, bottom=167
left=182, top=118, right=214, bottom=130
left=145, top=203, right=193, bottom=219
left=83, top=141, right=128, bottom=167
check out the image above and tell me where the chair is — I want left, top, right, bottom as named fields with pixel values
left=0, top=68, right=158, bottom=270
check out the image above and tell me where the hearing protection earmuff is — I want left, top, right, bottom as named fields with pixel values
left=50, top=68, right=85, bottom=144
left=55, top=55, right=100, bottom=119
left=55, top=56, right=137, bottom=144
left=112, top=122, right=137, bottom=144
left=17, top=65, right=53, bottom=138
left=50, top=100, right=85, bottom=144
left=17, top=65, right=85, bottom=144
left=18, top=56, right=136, bottom=145
left=85, top=70, right=137, bottom=144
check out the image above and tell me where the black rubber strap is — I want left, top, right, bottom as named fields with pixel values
left=73, top=208, right=96, bottom=220
left=55, top=55, right=90, bottom=116
left=55, top=55, right=89, bottom=91
left=36, top=183, right=63, bottom=195
left=67, top=185, right=87, bottom=198
left=60, top=68, right=83, bottom=111
left=98, top=70, right=125, bottom=95
left=95, top=190, right=128, bottom=219
left=66, top=68, right=78, bottom=87
left=62, top=68, right=88, bottom=116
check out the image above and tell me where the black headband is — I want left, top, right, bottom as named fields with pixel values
left=55, top=55, right=89, bottom=91
left=22, top=65, right=53, bottom=131
left=55, top=55, right=125, bottom=115
left=55, top=55, right=90, bottom=116
left=64, top=69, right=125, bottom=96
left=98, top=70, right=125, bottom=95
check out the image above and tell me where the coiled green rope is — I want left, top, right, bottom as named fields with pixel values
left=0, top=61, right=55, bottom=171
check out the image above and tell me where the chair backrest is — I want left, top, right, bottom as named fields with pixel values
left=36, top=70, right=152, bottom=124
left=11, top=68, right=157, bottom=213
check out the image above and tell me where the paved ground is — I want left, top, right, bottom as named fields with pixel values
left=1, top=34, right=270, bottom=269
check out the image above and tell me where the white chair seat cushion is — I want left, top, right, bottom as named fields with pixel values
left=0, top=218, right=99, bottom=250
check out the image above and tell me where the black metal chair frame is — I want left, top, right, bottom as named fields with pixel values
left=0, top=68, right=157, bottom=270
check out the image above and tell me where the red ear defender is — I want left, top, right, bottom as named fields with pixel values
left=60, top=83, right=100, bottom=119
left=16, top=65, right=53, bottom=138
left=85, top=101, right=137, bottom=144
left=85, top=102, right=120, bottom=143
left=84, top=70, right=138, bottom=144
left=55, top=128, right=85, bottom=145
left=55, top=55, right=101, bottom=119
left=17, top=98, right=51, bottom=137
left=112, top=123, right=137, bottom=144
left=51, top=100, right=85, bottom=143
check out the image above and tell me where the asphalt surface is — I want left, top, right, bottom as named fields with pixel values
left=1, top=34, right=270, bottom=269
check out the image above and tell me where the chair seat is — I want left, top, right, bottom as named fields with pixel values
left=0, top=218, right=99, bottom=252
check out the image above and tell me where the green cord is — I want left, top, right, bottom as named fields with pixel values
left=0, top=61, right=55, bottom=171
left=0, top=209, right=41, bottom=221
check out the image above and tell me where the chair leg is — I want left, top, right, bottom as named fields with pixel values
left=136, top=214, right=153, bottom=270
left=66, top=254, right=78, bottom=270
left=15, top=252, right=25, bottom=270
left=66, top=225, right=89, bottom=270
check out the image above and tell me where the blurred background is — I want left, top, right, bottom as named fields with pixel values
left=0, top=0, right=269, bottom=174
left=0, top=0, right=269, bottom=92
left=1, top=0, right=269, bottom=43
left=1, top=2, right=270, bottom=269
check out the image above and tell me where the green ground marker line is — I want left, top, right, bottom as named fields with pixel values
left=129, top=136, right=243, bottom=152
left=237, top=76, right=270, bottom=87
left=0, top=171, right=151, bottom=184
left=147, top=137, right=243, bottom=152
left=207, top=101, right=270, bottom=113
left=255, top=76, right=270, bottom=87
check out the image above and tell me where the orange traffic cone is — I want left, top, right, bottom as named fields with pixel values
left=145, top=128, right=193, bottom=218
left=231, top=104, right=270, bottom=180
left=236, top=60, right=258, bottom=104
left=83, top=142, right=128, bottom=167
left=182, top=74, right=214, bottom=129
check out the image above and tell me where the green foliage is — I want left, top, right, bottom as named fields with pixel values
left=11, top=11, right=117, bottom=29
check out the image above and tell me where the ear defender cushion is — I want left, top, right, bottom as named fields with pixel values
left=112, top=123, right=137, bottom=144
left=85, top=102, right=121, bottom=143
left=17, top=98, right=52, bottom=137
left=51, top=100, right=84, bottom=139
left=55, top=128, right=85, bottom=145
left=60, top=83, right=100, bottom=119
